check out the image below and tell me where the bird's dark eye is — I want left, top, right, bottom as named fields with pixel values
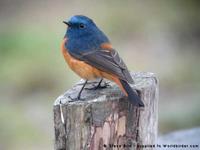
left=79, top=23, right=85, bottom=29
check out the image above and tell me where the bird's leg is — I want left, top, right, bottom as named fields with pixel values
left=85, top=78, right=110, bottom=90
left=94, top=78, right=104, bottom=89
left=77, top=80, right=88, bottom=99
left=68, top=80, right=88, bottom=100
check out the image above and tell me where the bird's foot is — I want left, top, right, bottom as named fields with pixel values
left=85, top=82, right=110, bottom=90
left=68, top=95, right=84, bottom=101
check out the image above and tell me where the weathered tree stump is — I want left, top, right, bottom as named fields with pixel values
left=54, top=72, right=158, bottom=150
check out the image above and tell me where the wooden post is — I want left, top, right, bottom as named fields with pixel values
left=54, top=72, right=158, bottom=150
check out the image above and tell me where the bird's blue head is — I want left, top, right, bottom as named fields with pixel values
left=63, top=15, right=110, bottom=53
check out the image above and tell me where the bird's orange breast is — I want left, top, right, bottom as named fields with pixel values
left=61, top=38, right=102, bottom=80
left=61, top=38, right=127, bottom=96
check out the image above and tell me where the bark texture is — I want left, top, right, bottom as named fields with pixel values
left=54, top=72, right=158, bottom=150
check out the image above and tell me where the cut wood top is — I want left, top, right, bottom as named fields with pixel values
left=54, top=72, right=158, bottom=106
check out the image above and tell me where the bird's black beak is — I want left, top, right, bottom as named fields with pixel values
left=63, top=21, right=71, bottom=27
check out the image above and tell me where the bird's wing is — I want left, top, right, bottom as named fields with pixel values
left=69, top=49, right=134, bottom=84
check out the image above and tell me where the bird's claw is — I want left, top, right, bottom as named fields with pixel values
left=68, top=95, right=84, bottom=101
left=85, top=82, right=110, bottom=90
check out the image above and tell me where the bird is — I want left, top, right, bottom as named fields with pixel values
left=61, top=15, right=144, bottom=107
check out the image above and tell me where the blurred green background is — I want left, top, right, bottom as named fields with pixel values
left=0, top=0, right=200, bottom=149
